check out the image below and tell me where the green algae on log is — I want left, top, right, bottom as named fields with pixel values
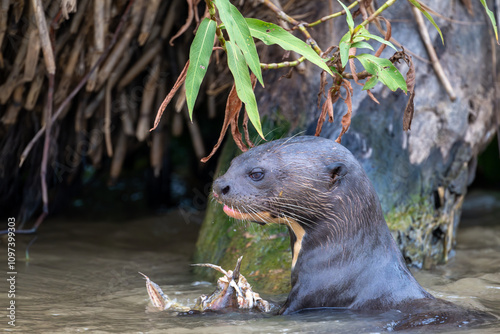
left=194, top=129, right=292, bottom=294
left=386, top=193, right=465, bottom=270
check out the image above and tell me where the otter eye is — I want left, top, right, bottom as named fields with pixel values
left=249, top=168, right=264, bottom=181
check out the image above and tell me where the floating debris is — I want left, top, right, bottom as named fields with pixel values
left=138, top=272, right=190, bottom=312
left=140, top=256, right=271, bottom=313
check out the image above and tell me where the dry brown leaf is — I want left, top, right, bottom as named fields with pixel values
left=243, top=111, right=255, bottom=148
left=404, top=90, right=415, bottom=131
left=359, top=0, right=369, bottom=21
left=315, top=87, right=340, bottom=136
left=390, top=48, right=416, bottom=130
left=374, top=17, right=391, bottom=58
left=169, top=0, right=195, bottom=46
left=404, top=54, right=415, bottom=95
left=349, top=47, right=360, bottom=85
left=242, top=74, right=258, bottom=148
left=403, top=53, right=416, bottom=131
left=150, top=60, right=189, bottom=131
left=317, top=70, right=328, bottom=109
left=317, top=92, right=331, bottom=136
left=230, top=90, right=247, bottom=153
left=367, top=89, right=380, bottom=104
left=336, top=80, right=353, bottom=144
left=201, top=83, right=242, bottom=163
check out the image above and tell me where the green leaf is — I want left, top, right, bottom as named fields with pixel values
left=185, top=18, right=216, bottom=119
left=351, top=41, right=374, bottom=51
left=479, top=0, right=499, bottom=42
left=407, top=0, right=444, bottom=44
left=352, top=36, right=367, bottom=43
left=356, top=31, right=397, bottom=51
left=339, top=31, right=352, bottom=68
left=362, top=75, right=379, bottom=90
left=355, top=53, right=407, bottom=93
left=337, top=0, right=354, bottom=32
left=225, top=41, right=264, bottom=139
left=245, top=18, right=334, bottom=76
left=217, top=0, right=264, bottom=86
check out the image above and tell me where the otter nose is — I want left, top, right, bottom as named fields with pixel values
left=213, top=179, right=230, bottom=196
left=221, top=185, right=230, bottom=195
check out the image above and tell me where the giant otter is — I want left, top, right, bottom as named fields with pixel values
left=211, top=136, right=492, bottom=328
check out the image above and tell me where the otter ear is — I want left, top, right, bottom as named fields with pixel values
left=326, top=162, right=347, bottom=184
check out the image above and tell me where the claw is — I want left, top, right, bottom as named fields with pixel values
left=139, top=272, right=168, bottom=309
left=191, top=263, right=229, bottom=276
left=232, top=256, right=243, bottom=282
left=139, top=272, right=190, bottom=312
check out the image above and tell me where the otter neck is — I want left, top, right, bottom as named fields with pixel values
left=282, top=217, right=432, bottom=314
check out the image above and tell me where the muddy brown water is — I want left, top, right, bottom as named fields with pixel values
left=1, top=192, right=499, bottom=333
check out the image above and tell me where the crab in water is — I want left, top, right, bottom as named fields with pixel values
left=140, top=256, right=271, bottom=313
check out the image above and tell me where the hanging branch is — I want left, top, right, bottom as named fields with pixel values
left=19, top=0, right=136, bottom=167
left=8, top=0, right=136, bottom=235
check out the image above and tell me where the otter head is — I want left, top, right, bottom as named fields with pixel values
left=212, top=136, right=367, bottom=224
left=212, top=136, right=382, bottom=267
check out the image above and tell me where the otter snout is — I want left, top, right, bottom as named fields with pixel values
left=212, top=178, right=231, bottom=199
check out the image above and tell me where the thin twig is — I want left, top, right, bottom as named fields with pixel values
left=358, top=0, right=397, bottom=29
left=104, top=81, right=113, bottom=157
left=206, top=0, right=225, bottom=49
left=300, top=1, right=359, bottom=28
left=411, top=6, right=456, bottom=101
left=32, top=0, right=56, bottom=74
left=260, top=56, right=306, bottom=70
left=40, top=73, right=55, bottom=216
left=343, top=70, right=370, bottom=80
left=260, top=0, right=299, bottom=25
left=260, top=0, right=322, bottom=54
left=369, top=13, right=430, bottom=64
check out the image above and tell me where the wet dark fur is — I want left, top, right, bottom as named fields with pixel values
left=212, top=136, right=493, bottom=329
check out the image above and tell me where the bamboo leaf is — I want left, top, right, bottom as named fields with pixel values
left=225, top=41, right=264, bottom=139
left=355, top=27, right=397, bottom=51
left=185, top=18, right=216, bottom=119
left=362, top=75, right=379, bottom=90
left=355, top=53, right=407, bottom=93
left=337, top=0, right=354, bottom=32
left=339, top=31, right=352, bottom=68
left=217, top=0, right=264, bottom=86
left=351, top=41, right=374, bottom=51
left=479, top=0, right=499, bottom=42
left=245, top=18, right=334, bottom=76
left=357, top=33, right=396, bottom=50
left=407, top=0, right=444, bottom=44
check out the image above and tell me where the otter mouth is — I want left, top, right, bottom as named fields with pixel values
left=213, top=191, right=272, bottom=225
left=222, top=205, right=268, bottom=225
